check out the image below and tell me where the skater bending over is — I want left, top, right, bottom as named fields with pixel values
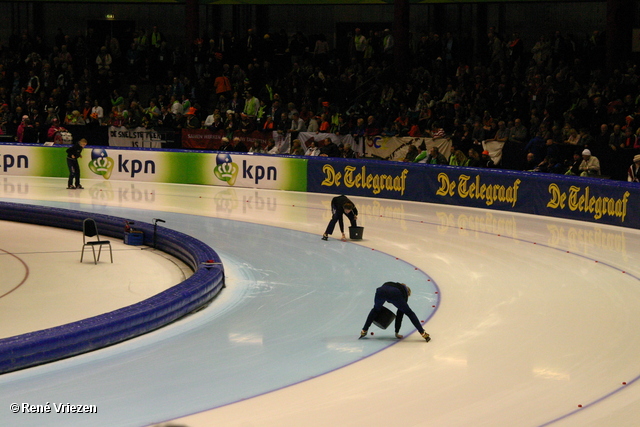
left=361, top=281, right=430, bottom=341
left=322, top=195, right=358, bottom=241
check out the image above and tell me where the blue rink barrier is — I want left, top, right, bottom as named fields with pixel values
left=0, top=201, right=225, bottom=374
left=307, top=157, right=640, bottom=230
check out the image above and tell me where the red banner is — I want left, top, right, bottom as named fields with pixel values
left=181, top=129, right=225, bottom=150
left=181, top=129, right=274, bottom=151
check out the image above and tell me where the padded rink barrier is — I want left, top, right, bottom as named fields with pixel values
left=0, top=201, right=225, bottom=374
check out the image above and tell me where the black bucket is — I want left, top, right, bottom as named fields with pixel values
left=372, top=306, right=396, bottom=329
left=349, top=226, right=364, bottom=240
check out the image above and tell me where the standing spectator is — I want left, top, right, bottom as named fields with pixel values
left=96, top=46, right=112, bottom=76
left=353, top=28, right=367, bottom=64
left=504, top=118, right=528, bottom=169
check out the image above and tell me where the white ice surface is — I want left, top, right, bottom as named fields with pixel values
left=1, top=176, right=639, bottom=427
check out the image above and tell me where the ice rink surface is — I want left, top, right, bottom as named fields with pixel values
left=1, top=175, right=640, bottom=427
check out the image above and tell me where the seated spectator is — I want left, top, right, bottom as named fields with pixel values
left=341, top=143, right=358, bottom=159
left=46, top=118, right=67, bottom=141
left=493, top=120, right=509, bottom=143
left=364, top=115, right=379, bottom=136
left=423, top=146, right=448, bottom=165
left=578, top=149, right=600, bottom=177
left=449, top=147, right=468, bottom=166
left=185, top=107, right=201, bottom=129
left=238, top=113, right=254, bottom=133
left=219, top=137, right=232, bottom=151
left=524, top=152, right=537, bottom=171
left=319, top=137, right=340, bottom=157
left=290, top=139, right=305, bottom=155
left=467, top=149, right=481, bottom=167
left=305, top=139, right=321, bottom=156
left=249, top=140, right=266, bottom=154
left=408, top=119, right=421, bottom=137
left=403, top=144, right=419, bottom=162
left=627, top=154, right=640, bottom=182
left=266, top=139, right=279, bottom=154
left=425, top=122, right=446, bottom=139
left=261, top=115, right=275, bottom=133
left=231, top=136, right=248, bottom=152
left=307, top=114, right=320, bottom=133
left=204, top=113, right=223, bottom=131
left=318, top=113, right=331, bottom=132
left=413, top=142, right=428, bottom=163
left=564, top=127, right=581, bottom=145
left=67, top=110, right=86, bottom=125
left=481, top=150, right=495, bottom=168
left=620, top=126, right=639, bottom=149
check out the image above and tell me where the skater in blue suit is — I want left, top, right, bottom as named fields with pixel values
left=322, top=195, right=358, bottom=241
left=360, top=281, right=430, bottom=341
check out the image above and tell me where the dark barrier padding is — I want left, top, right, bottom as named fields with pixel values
left=307, top=157, right=640, bottom=230
left=0, top=201, right=225, bottom=374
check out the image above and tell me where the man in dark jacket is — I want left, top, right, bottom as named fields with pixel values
left=66, top=138, right=87, bottom=189
left=322, top=195, right=358, bottom=241
left=319, top=137, right=341, bottom=157
left=360, top=281, right=431, bottom=341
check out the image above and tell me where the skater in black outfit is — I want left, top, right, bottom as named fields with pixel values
left=66, top=138, right=87, bottom=189
left=360, top=281, right=431, bottom=341
left=322, top=195, right=358, bottom=241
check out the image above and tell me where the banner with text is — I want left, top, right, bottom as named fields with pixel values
left=108, top=126, right=169, bottom=148
left=306, top=157, right=640, bottom=229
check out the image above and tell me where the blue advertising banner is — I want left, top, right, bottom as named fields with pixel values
left=307, top=158, right=640, bottom=230
left=307, top=157, right=425, bottom=201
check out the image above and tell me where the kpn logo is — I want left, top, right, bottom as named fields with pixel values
left=214, top=153, right=238, bottom=186
left=88, top=148, right=115, bottom=179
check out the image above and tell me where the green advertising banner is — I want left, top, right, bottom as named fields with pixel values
left=0, top=144, right=307, bottom=192
left=0, top=144, right=68, bottom=177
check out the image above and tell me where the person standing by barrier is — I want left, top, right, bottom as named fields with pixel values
left=66, top=138, right=87, bottom=189
left=322, top=195, right=358, bottom=241
left=360, top=281, right=431, bottom=341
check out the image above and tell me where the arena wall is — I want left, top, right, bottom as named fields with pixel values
left=1, top=142, right=638, bottom=230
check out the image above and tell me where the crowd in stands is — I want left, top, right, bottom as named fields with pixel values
left=1, top=23, right=640, bottom=180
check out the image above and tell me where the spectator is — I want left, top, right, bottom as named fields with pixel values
left=424, top=146, right=448, bottom=165
left=290, top=139, right=304, bottom=155
left=481, top=150, right=495, bottom=168
left=231, top=136, right=248, bottom=153
left=319, top=137, right=340, bottom=157
left=341, top=143, right=358, bottom=159
left=467, top=148, right=481, bottom=167
left=627, top=154, right=640, bottom=182
left=578, top=148, right=600, bottom=177
left=305, top=139, right=321, bottom=156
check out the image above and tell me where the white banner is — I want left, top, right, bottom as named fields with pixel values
left=108, top=126, right=167, bottom=148
left=297, top=132, right=358, bottom=154
left=368, top=136, right=452, bottom=161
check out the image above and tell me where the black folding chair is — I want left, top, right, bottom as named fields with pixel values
left=81, top=218, right=113, bottom=264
